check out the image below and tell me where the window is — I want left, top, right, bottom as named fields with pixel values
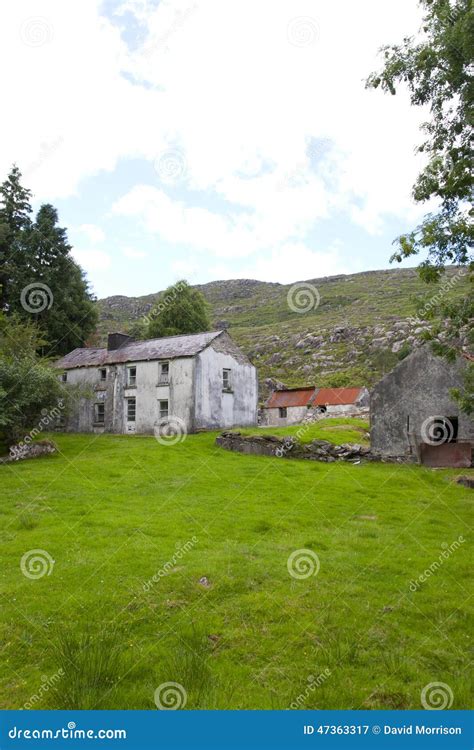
left=127, top=366, right=137, bottom=387
left=61, top=372, right=67, bottom=383
left=99, top=368, right=107, bottom=382
left=159, top=399, right=169, bottom=419
left=222, top=368, right=232, bottom=391
left=279, top=407, right=287, bottom=418
left=127, top=397, right=136, bottom=422
left=94, top=403, right=105, bottom=424
left=158, top=361, right=169, bottom=384
left=424, top=416, right=458, bottom=444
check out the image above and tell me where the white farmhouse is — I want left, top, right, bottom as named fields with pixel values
left=55, top=330, right=258, bottom=435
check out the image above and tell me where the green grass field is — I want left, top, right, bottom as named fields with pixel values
left=0, top=422, right=471, bottom=710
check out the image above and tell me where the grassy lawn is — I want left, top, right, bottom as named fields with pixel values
left=241, top=417, right=370, bottom=446
left=0, top=424, right=471, bottom=710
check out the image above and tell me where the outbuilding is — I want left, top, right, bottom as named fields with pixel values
left=262, top=385, right=369, bottom=426
left=370, top=347, right=473, bottom=467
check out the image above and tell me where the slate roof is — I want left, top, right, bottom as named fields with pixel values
left=55, top=331, right=224, bottom=369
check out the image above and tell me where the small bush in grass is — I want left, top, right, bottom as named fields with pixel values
left=17, top=513, right=39, bottom=530
left=48, top=627, right=127, bottom=709
left=154, top=627, right=221, bottom=709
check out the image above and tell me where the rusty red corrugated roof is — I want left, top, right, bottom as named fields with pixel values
left=312, top=387, right=364, bottom=406
left=266, top=387, right=316, bottom=408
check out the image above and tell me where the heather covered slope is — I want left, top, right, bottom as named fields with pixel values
left=97, top=266, right=469, bottom=393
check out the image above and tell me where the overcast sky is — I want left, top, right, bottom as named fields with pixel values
left=2, top=0, right=427, bottom=298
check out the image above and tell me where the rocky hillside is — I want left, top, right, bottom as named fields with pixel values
left=97, top=267, right=468, bottom=397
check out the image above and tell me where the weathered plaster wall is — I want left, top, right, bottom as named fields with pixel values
left=61, top=366, right=105, bottom=434
left=194, top=335, right=258, bottom=429
left=261, top=405, right=308, bottom=426
left=370, top=348, right=472, bottom=457
left=61, top=357, right=195, bottom=435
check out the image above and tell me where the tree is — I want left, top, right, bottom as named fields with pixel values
left=367, top=0, right=473, bottom=409
left=0, top=165, right=32, bottom=310
left=0, top=315, right=67, bottom=448
left=0, top=167, right=98, bottom=356
left=144, top=280, right=211, bottom=339
left=17, top=204, right=98, bottom=355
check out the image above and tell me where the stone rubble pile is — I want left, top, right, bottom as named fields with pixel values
left=216, top=432, right=396, bottom=463
left=0, top=439, right=57, bottom=464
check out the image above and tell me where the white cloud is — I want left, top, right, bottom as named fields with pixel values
left=249, top=242, right=354, bottom=283
left=122, top=247, right=148, bottom=259
left=1, top=0, right=427, bottom=283
left=78, top=224, right=106, bottom=243
left=72, top=248, right=112, bottom=272
left=170, top=259, right=200, bottom=280
left=206, top=241, right=354, bottom=285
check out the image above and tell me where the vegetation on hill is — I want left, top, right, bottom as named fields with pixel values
left=97, top=267, right=470, bottom=397
left=367, top=0, right=473, bottom=410
left=130, top=280, right=211, bottom=340
left=0, top=431, right=470, bottom=709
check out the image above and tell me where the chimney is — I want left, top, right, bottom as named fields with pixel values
left=107, top=332, right=133, bottom=351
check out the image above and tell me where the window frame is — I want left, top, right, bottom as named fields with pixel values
left=61, top=372, right=67, bottom=383
left=99, top=368, right=107, bottom=383
left=158, top=361, right=170, bottom=384
left=159, top=399, right=169, bottom=419
left=278, top=407, right=287, bottom=419
left=222, top=368, right=232, bottom=392
left=126, top=397, right=136, bottom=422
left=127, top=366, right=137, bottom=387
left=94, top=403, right=105, bottom=424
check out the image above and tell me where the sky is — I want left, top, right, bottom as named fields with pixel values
left=2, top=0, right=429, bottom=299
